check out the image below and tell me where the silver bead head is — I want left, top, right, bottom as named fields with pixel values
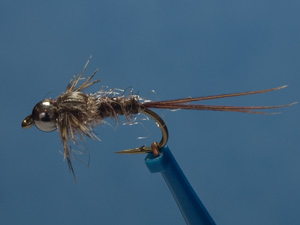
left=31, top=99, right=57, bottom=132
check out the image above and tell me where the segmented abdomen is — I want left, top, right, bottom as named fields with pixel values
left=97, top=96, right=141, bottom=119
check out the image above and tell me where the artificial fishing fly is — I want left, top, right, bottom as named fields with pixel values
left=22, top=57, right=296, bottom=181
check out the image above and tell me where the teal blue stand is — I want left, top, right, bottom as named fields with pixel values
left=145, top=145, right=216, bottom=225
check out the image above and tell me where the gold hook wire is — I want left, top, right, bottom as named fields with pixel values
left=115, top=107, right=169, bottom=154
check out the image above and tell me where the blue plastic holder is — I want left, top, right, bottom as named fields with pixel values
left=145, top=145, right=216, bottom=225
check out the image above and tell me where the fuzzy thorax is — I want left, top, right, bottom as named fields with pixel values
left=56, top=91, right=141, bottom=135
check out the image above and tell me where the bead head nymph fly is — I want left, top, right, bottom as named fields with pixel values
left=22, top=57, right=296, bottom=181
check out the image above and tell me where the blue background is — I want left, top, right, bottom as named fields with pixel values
left=1, top=1, right=299, bottom=224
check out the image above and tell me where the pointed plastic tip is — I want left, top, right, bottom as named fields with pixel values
left=279, top=84, right=288, bottom=89
left=272, top=85, right=288, bottom=91
left=289, top=101, right=298, bottom=106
